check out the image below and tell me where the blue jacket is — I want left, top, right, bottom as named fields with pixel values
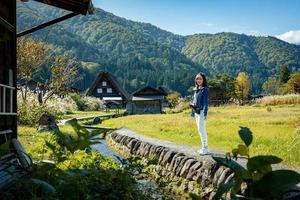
left=191, top=86, right=209, bottom=117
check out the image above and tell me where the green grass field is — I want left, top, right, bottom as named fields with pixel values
left=100, top=105, right=300, bottom=167
left=17, top=124, right=98, bottom=160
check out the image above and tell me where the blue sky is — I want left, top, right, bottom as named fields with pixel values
left=93, top=0, right=300, bottom=43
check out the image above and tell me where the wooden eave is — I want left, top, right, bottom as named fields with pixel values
left=21, top=0, right=94, bottom=15
left=17, top=0, right=94, bottom=37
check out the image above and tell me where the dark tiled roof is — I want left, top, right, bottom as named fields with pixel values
left=132, top=86, right=167, bottom=97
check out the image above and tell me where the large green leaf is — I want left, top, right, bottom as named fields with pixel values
left=55, top=122, right=103, bottom=153
left=212, top=156, right=246, bottom=173
left=247, top=155, right=282, bottom=172
left=247, top=155, right=282, bottom=181
left=253, top=170, right=300, bottom=198
left=238, top=127, right=253, bottom=147
left=213, top=180, right=235, bottom=200
left=247, top=155, right=282, bottom=171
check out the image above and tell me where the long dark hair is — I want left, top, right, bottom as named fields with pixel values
left=194, top=72, right=207, bottom=90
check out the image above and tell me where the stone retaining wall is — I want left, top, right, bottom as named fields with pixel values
left=106, top=131, right=233, bottom=199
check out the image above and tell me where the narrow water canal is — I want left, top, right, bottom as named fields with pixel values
left=90, top=132, right=169, bottom=200
left=91, top=137, right=122, bottom=164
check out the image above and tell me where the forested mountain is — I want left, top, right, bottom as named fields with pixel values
left=16, top=1, right=300, bottom=95
left=182, top=33, right=300, bottom=92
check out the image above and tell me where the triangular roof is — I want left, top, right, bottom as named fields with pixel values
left=157, top=86, right=168, bottom=96
left=86, top=71, right=130, bottom=101
left=132, top=86, right=167, bottom=96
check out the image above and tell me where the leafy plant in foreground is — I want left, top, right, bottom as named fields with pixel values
left=46, top=121, right=103, bottom=159
left=212, top=126, right=300, bottom=199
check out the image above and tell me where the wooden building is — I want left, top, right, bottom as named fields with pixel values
left=126, top=86, right=168, bottom=114
left=86, top=71, right=130, bottom=106
left=0, top=0, right=93, bottom=192
left=1, top=0, right=17, bottom=148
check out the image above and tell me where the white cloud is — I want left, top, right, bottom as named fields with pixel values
left=199, top=22, right=217, bottom=27
left=276, top=30, right=300, bottom=45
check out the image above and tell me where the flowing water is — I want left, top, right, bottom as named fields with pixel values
left=90, top=133, right=168, bottom=200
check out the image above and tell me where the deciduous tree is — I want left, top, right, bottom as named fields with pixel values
left=235, top=72, right=250, bottom=104
left=42, top=55, right=81, bottom=104
left=17, top=37, right=46, bottom=101
left=286, top=73, right=300, bottom=94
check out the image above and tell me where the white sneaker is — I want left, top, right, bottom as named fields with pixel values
left=198, top=147, right=209, bottom=155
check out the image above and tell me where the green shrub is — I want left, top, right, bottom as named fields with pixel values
left=17, top=101, right=51, bottom=126
left=212, top=127, right=300, bottom=199
left=3, top=151, right=142, bottom=200
left=69, top=93, right=104, bottom=111
left=4, top=125, right=145, bottom=199
left=69, top=93, right=86, bottom=111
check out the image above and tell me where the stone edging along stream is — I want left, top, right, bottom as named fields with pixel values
left=106, top=130, right=234, bottom=199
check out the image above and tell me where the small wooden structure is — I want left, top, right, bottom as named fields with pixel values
left=209, top=88, right=227, bottom=106
left=104, top=101, right=121, bottom=113
left=126, top=86, right=168, bottom=114
left=86, top=71, right=130, bottom=107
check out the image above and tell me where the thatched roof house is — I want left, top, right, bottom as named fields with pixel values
left=86, top=71, right=130, bottom=106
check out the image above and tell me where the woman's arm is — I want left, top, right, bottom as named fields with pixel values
left=203, top=87, right=209, bottom=118
left=190, top=92, right=196, bottom=117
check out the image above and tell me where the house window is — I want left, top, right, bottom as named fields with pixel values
left=97, top=88, right=103, bottom=93
left=102, top=81, right=107, bottom=86
left=107, top=88, right=112, bottom=93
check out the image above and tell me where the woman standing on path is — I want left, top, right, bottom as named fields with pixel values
left=190, top=73, right=209, bottom=155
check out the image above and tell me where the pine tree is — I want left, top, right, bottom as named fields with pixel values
left=262, top=77, right=279, bottom=95
left=280, top=66, right=290, bottom=84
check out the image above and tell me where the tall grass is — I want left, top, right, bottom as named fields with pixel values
left=17, top=90, right=78, bottom=125
left=255, top=94, right=300, bottom=106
